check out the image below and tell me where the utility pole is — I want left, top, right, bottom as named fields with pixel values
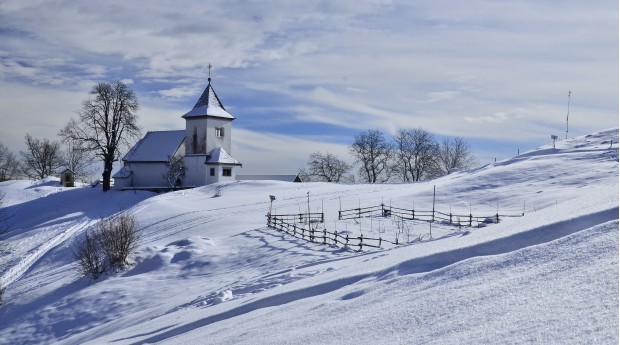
left=566, top=90, right=571, bottom=139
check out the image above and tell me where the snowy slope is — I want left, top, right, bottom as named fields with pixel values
left=0, top=129, right=617, bottom=344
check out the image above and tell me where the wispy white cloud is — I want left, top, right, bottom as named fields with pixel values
left=0, top=0, right=616, bottom=173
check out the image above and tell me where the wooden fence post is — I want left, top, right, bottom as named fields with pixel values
left=432, top=185, right=436, bottom=222
left=334, top=230, right=338, bottom=245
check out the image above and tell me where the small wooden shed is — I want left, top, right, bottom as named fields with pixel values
left=60, top=168, right=75, bottom=187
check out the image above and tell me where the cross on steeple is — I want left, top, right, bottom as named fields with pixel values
left=208, top=63, right=212, bottom=83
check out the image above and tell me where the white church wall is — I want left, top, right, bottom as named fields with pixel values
left=113, top=176, right=132, bottom=190
left=206, top=117, right=232, bottom=154
left=184, top=155, right=207, bottom=186
left=185, top=118, right=208, bottom=154
left=206, top=164, right=239, bottom=184
left=128, top=162, right=170, bottom=187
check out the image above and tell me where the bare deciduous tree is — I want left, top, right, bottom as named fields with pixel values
left=60, top=81, right=140, bottom=192
left=299, top=152, right=353, bottom=182
left=163, top=154, right=186, bottom=189
left=350, top=129, right=392, bottom=183
left=19, top=134, right=63, bottom=179
left=392, top=128, right=438, bottom=182
left=436, top=137, right=477, bottom=175
left=0, top=142, right=19, bottom=182
left=62, top=140, right=96, bottom=182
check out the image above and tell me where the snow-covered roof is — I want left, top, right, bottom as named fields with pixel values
left=112, top=166, right=133, bottom=179
left=206, top=147, right=242, bottom=165
left=182, top=80, right=235, bottom=119
left=123, top=130, right=185, bottom=162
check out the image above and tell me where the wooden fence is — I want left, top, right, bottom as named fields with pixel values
left=339, top=204, right=524, bottom=227
left=267, top=212, right=396, bottom=251
left=266, top=204, right=524, bottom=251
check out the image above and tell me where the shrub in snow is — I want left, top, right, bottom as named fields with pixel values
left=73, top=230, right=106, bottom=280
left=74, top=212, right=140, bottom=280
left=97, top=212, right=140, bottom=270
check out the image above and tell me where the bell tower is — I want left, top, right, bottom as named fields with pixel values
left=181, top=65, right=241, bottom=185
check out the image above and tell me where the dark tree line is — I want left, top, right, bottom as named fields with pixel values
left=300, top=128, right=477, bottom=183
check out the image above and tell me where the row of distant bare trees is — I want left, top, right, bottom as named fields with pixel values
left=0, top=81, right=141, bottom=191
left=300, top=128, right=477, bottom=183
left=0, top=137, right=96, bottom=183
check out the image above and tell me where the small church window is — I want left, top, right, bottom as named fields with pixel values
left=215, top=127, right=224, bottom=138
left=210, top=168, right=215, bottom=176
left=222, top=168, right=232, bottom=177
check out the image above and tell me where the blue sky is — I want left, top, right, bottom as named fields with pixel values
left=0, top=0, right=617, bottom=175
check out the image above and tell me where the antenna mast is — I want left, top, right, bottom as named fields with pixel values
left=565, top=90, right=571, bottom=139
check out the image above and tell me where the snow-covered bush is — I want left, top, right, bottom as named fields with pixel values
left=73, top=230, right=105, bottom=280
left=97, top=212, right=140, bottom=270
left=74, top=212, right=140, bottom=280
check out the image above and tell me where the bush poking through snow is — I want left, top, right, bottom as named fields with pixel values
left=73, top=230, right=106, bottom=280
left=97, top=212, right=140, bottom=270
left=74, top=212, right=140, bottom=280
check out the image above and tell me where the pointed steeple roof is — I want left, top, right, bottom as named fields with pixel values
left=182, top=77, right=235, bottom=119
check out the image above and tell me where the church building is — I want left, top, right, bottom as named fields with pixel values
left=113, top=76, right=242, bottom=190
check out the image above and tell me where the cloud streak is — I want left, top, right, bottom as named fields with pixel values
left=0, top=0, right=617, bottom=175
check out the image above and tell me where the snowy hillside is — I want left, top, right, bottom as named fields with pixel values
left=0, top=129, right=618, bottom=344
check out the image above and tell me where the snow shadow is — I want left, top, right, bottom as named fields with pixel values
left=124, top=274, right=368, bottom=345
left=386, top=207, right=619, bottom=278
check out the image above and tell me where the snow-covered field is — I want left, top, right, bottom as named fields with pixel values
left=0, top=129, right=618, bottom=344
